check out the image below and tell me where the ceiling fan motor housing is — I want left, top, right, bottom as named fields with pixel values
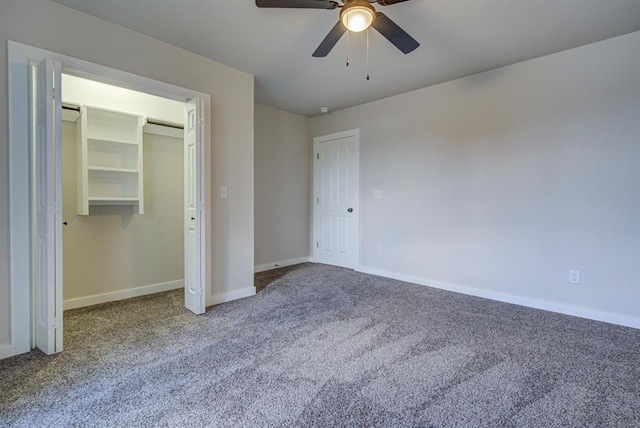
left=340, top=0, right=377, bottom=31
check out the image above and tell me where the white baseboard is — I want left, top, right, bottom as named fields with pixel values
left=254, top=257, right=313, bottom=273
left=207, top=286, right=256, bottom=307
left=63, top=280, right=185, bottom=310
left=356, top=266, right=640, bottom=330
left=0, top=343, right=14, bottom=360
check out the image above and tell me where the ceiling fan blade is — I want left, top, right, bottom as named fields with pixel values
left=312, top=21, right=347, bottom=57
left=256, top=0, right=338, bottom=9
left=376, top=0, right=412, bottom=5
left=371, top=12, right=419, bottom=54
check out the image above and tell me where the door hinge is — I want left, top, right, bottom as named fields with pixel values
left=316, top=153, right=319, bottom=160
left=316, top=241, right=319, bottom=248
left=316, top=197, right=319, bottom=204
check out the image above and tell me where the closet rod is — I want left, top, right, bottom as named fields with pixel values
left=62, top=103, right=184, bottom=130
left=62, top=103, right=184, bottom=129
left=146, top=119, right=184, bottom=130
left=62, top=103, right=81, bottom=112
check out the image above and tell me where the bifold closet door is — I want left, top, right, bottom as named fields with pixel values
left=33, top=58, right=63, bottom=355
left=184, top=98, right=205, bottom=315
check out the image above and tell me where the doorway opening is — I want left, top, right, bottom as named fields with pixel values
left=7, top=41, right=210, bottom=357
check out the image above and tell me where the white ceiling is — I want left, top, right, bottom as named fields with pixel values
left=51, top=0, right=640, bottom=117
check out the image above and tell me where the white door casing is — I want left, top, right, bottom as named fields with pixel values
left=184, top=98, right=205, bottom=314
left=33, top=58, right=63, bottom=355
left=313, top=130, right=360, bottom=268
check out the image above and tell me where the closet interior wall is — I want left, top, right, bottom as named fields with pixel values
left=61, top=75, right=186, bottom=309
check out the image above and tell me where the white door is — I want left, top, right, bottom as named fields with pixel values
left=184, top=98, right=205, bottom=314
left=33, top=59, right=63, bottom=354
left=314, top=130, right=360, bottom=268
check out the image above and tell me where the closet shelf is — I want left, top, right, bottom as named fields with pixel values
left=88, top=197, right=141, bottom=204
left=89, top=196, right=140, bottom=202
left=88, top=166, right=139, bottom=174
left=87, top=136, right=139, bottom=146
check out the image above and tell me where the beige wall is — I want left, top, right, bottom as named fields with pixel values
left=62, top=121, right=184, bottom=302
left=311, top=32, right=640, bottom=322
left=0, top=0, right=254, bottom=347
left=254, top=104, right=312, bottom=267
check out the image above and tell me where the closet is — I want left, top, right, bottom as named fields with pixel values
left=61, top=75, right=187, bottom=309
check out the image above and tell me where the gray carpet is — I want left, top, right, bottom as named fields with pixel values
left=1, top=263, right=639, bottom=427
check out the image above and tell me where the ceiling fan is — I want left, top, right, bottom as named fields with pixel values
left=255, top=0, right=419, bottom=57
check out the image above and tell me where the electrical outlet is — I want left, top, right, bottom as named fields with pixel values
left=375, top=245, right=382, bottom=255
left=373, top=190, right=383, bottom=199
left=569, top=270, right=580, bottom=284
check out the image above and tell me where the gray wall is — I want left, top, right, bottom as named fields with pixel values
left=0, top=0, right=254, bottom=347
left=311, top=32, right=640, bottom=320
left=254, top=104, right=312, bottom=267
left=62, top=122, right=184, bottom=302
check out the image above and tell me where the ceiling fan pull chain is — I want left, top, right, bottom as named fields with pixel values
left=346, top=27, right=350, bottom=67
left=366, top=27, right=370, bottom=80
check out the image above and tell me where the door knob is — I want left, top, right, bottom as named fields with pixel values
left=191, top=217, right=196, bottom=220
left=62, top=221, right=68, bottom=226
left=347, top=208, right=353, bottom=213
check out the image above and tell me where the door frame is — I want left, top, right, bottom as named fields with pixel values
left=7, top=40, right=210, bottom=357
left=312, top=129, right=360, bottom=268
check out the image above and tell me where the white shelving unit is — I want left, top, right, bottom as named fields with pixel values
left=77, top=106, right=146, bottom=215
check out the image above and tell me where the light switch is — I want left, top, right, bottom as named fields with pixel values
left=220, top=186, right=228, bottom=198
left=373, top=190, right=383, bottom=199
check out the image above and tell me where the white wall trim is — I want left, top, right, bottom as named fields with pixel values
left=356, top=266, right=640, bottom=330
left=207, top=286, right=256, bottom=307
left=63, top=280, right=184, bottom=311
left=254, top=257, right=313, bottom=273
left=7, top=41, right=36, bottom=357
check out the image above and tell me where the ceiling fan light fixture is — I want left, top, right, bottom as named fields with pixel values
left=340, top=2, right=376, bottom=32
